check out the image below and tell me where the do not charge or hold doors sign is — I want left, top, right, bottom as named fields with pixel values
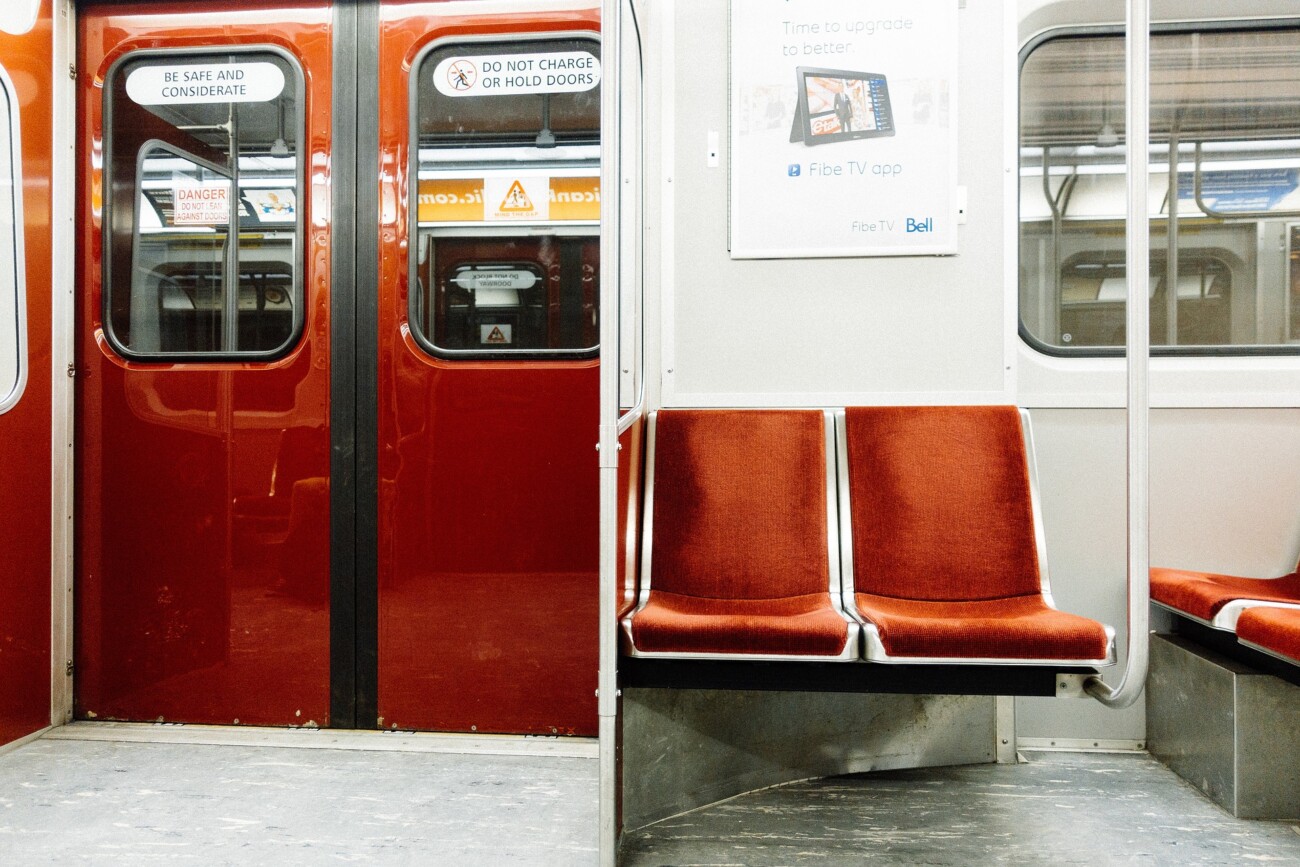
left=434, top=51, right=600, bottom=97
left=126, top=62, right=286, bottom=105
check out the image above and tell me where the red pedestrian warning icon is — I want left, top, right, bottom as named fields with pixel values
left=485, top=326, right=508, bottom=344
left=499, top=180, right=534, bottom=213
left=447, top=60, right=476, bottom=91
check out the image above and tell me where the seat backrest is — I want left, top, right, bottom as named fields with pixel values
left=843, top=405, right=1042, bottom=601
left=648, top=409, right=832, bottom=600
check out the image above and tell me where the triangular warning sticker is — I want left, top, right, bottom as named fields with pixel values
left=485, top=326, right=508, bottom=344
left=499, top=180, right=534, bottom=212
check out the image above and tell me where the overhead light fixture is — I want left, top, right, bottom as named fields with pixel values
left=269, top=98, right=290, bottom=156
left=1096, top=84, right=1119, bottom=148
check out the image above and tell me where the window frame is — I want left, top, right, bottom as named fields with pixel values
left=101, top=44, right=307, bottom=363
left=407, top=32, right=602, bottom=361
left=1017, top=19, right=1300, bottom=359
left=0, top=62, right=26, bottom=414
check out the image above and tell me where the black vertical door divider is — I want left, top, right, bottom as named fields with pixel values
left=330, top=0, right=381, bottom=729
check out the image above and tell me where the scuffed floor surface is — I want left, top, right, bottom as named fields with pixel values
left=621, top=751, right=1300, bottom=866
left=0, top=736, right=597, bottom=865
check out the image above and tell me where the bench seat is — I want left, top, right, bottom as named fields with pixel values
left=1150, top=567, right=1300, bottom=629
left=1235, top=606, right=1300, bottom=664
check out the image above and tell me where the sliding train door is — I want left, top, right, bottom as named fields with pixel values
left=76, top=1, right=600, bottom=734
left=375, top=3, right=601, bottom=735
left=75, top=4, right=334, bottom=726
left=0, top=0, right=54, bottom=747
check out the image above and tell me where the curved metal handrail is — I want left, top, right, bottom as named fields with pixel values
left=616, top=0, right=646, bottom=437
left=1086, top=0, right=1150, bottom=710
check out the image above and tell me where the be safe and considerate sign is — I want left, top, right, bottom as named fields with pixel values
left=126, top=62, right=286, bottom=105
left=0, top=0, right=40, bottom=35
left=730, top=0, right=959, bottom=258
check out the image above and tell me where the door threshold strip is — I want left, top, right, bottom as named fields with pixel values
left=42, top=721, right=598, bottom=759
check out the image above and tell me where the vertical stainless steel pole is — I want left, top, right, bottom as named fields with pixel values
left=1166, top=123, right=1179, bottom=347
left=597, top=0, right=622, bottom=861
left=1087, top=0, right=1150, bottom=709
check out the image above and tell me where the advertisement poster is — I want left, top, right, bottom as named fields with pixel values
left=730, top=0, right=959, bottom=258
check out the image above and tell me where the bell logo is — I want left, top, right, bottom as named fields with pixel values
left=905, top=217, right=934, bottom=233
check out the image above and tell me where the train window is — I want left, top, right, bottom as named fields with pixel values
left=103, top=50, right=304, bottom=360
left=1020, top=26, right=1300, bottom=355
left=410, top=38, right=601, bottom=358
left=0, top=65, right=23, bottom=413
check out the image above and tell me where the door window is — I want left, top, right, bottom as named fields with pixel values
left=410, top=37, right=601, bottom=358
left=103, top=50, right=304, bottom=359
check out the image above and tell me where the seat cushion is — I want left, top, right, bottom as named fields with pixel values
left=1150, top=568, right=1300, bottom=621
left=1236, top=607, right=1300, bottom=663
left=630, top=591, right=851, bottom=656
left=854, top=593, right=1111, bottom=661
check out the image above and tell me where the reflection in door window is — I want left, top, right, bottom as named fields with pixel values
left=104, top=50, right=303, bottom=359
left=410, top=38, right=601, bottom=358
left=0, top=65, right=24, bottom=413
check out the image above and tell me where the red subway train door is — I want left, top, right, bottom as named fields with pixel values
left=75, top=3, right=335, bottom=726
left=374, top=2, right=601, bottom=735
left=0, top=0, right=55, bottom=748
left=75, top=0, right=601, bottom=734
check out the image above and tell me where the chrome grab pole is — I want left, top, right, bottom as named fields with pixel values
left=1086, top=0, right=1150, bottom=709
left=597, top=0, right=622, bottom=861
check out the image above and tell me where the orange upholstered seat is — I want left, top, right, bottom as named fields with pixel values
left=1235, top=607, right=1300, bottom=664
left=852, top=594, right=1113, bottom=661
left=841, top=406, right=1113, bottom=664
left=630, top=591, right=854, bottom=656
left=622, top=409, right=856, bottom=659
left=1150, top=567, right=1300, bottom=629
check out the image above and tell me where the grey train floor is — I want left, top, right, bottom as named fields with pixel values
left=621, top=751, right=1300, bottom=866
left=0, top=733, right=598, bottom=865
left=2, top=736, right=1298, bottom=865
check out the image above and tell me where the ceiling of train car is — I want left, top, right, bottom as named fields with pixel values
left=1022, top=28, right=1300, bottom=145
left=144, top=100, right=293, bottom=158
